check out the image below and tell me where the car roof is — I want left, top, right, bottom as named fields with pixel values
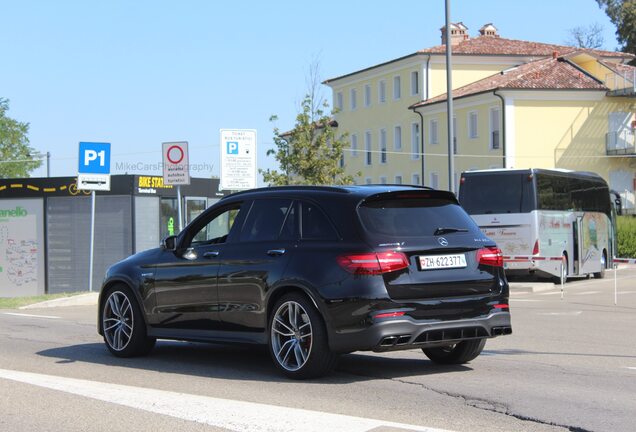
left=219, top=184, right=437, bottom=202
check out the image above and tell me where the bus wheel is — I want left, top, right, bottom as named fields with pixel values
left=594, top=250, right=607, bottom=279
left=553, top=254, right=568, bottom=285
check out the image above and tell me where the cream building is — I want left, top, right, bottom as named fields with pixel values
left=323, top=23, right=636, bottom=210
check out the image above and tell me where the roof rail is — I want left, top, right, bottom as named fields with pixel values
left=360, top=184, right=435, bottom=190
left=220, top=185, right=350, bottom=199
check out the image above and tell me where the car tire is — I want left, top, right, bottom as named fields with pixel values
left=102, top=284, right=156, bottom=358
left=268, top=293, right=337, bottom=379
left=594, top=250, right=607, bottom=279
left=422, top=338, right=486, bottom=365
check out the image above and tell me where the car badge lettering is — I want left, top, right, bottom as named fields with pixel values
left=438, top=237, right=448, bottom=247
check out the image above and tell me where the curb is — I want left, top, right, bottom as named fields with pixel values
left=509, top=282, right=556, bottom=294
left=19, top=293, right=99, bottom=310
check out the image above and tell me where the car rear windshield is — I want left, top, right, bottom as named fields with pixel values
left=459, top=173, right=535, bottom=215
left=358, top=197, right=480, bottom=238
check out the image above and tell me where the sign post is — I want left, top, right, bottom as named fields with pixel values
left=162, top=142, right=190, bottom=232
left=220, top=129, right=257, bottom=191
left=77, top=142, right=111, bottom=293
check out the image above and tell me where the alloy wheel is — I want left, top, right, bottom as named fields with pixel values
left=103, top=291, right=134, bottom=351
left=271, top=301, right=313, bottom=371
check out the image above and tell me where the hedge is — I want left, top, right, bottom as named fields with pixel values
left=617, top=215, right=636, bottom=258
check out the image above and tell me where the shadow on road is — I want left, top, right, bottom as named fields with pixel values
left=36, top=341, right=472, bottom=383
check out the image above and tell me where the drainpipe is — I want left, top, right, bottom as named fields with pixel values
left=493, top=90, right=506, bottom=168
left=413, top=108, right=425, bottom=185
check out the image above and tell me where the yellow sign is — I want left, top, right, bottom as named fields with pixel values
left=138, top=176, right=173, bottom=189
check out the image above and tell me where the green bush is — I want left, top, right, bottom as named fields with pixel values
left=617, top=215, right=636, bottom=258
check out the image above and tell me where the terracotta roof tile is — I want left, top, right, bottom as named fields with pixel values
left=418, top=36, right=632, bottom=59
left=410, top=56, right=607, bottom=109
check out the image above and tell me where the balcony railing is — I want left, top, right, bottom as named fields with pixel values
left=606, top=131, right=636, bottom=155
left=606, top=69, right=636, bottom=96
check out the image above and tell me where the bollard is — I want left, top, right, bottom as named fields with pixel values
left=614, top=263, right=618, bottom=306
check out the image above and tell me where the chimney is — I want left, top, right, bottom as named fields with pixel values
left=441, top=22, right=469, bottom=45
left=478, top=23, right=499, bottom=37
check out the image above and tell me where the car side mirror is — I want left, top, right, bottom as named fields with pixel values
left=162, top=235, right=178, bottom=251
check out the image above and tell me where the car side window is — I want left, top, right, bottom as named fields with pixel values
left=191, top=205, right=242, bottom=246
left=240, top=199, right=293, bottom=242
left=300, top=201, right=338, bottom=240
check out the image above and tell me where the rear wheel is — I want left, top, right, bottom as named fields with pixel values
left=102, top=285, right=155, bottom=357
left=422, top=339, right=486, bottom=365
left=594, top=250, right=607, bottom=279
left=268, top=293, right=337, bottom=379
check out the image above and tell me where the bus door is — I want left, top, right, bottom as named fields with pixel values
left=572, top=217, right=583, bottom=275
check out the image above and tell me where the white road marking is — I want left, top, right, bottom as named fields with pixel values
left=509, top=299, right=544, bottom=302
left=537, top=292, right=562, bottom=296
left=0, top=369, right=451, bottom=432
left=618, top=291, right=636, bottom=294
left=626, top=367, right=636, bottom=370
left=536, top=311, right=583, bottom=316
left=3, top=312, right=60, bottom=320
left=572, top=291, right=601, bottom=295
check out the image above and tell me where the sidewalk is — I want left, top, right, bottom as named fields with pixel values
left=19, top=293, right=99, bottom=310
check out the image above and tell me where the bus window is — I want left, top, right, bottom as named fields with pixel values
left=459, top=173, right=534, bottom=214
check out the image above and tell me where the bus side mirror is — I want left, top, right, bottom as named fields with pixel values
left=162, top=235, right=178, bottom=251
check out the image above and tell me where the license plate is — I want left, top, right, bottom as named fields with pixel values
left=419, top=254, right=467, bottom=270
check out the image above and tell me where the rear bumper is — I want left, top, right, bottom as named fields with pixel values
left=329, top=311, right=512, bottom=353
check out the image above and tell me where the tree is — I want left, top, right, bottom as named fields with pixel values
left=597, top=0, right=636, bottom=60
left=261, top=63, right=357, bottom=186
left=566, top=23, right=605, bottom=49
left=0, top=98, right=41, bottom=178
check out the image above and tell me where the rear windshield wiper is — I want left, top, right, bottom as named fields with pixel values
left=434, top=227, right=469, bottom=235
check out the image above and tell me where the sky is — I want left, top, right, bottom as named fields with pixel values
left=0, top=0, right=622, bottom=184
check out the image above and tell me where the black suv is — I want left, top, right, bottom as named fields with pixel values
left=98, top=185, right=511, bottom=379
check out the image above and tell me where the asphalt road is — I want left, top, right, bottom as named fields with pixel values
left=1, top=268, right=635, bottom=432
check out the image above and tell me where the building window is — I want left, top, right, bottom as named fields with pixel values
left=394, top=125, right=402, bottom=150
left=351, top=134, right=358, bottom=156
left=365, top=131, right=372, bottom=165
left=336, top=92, right=343, bottom=111
left=411, top=123, right=420, bottom=159
left=379, top=80, right=386, bottom=103
left=365, top=177, right=372, bottom=185
left=379, top=176, right=387, bottom=184
left=430, top=119, right=439, bottom=144
left=393, top=76, right=401, bottom=100
left=412, top=173, right=420, bottom=185
left=410, top=71, right=419, bottom=95
left=380, top=129, right=387, bottom=164
left=490, top=107, right=500, bottom=149
left=430, top=172, right=439, bottom=189
left=350, top=88, right=357, bottom=111
left=468, top=111, right=478, bottom=138
left=364, top=84, right=371, bottom=107
left=395, top=175, right=403, bottom=184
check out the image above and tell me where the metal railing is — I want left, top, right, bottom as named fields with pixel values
left=605, top=69, right=636, bottom=95
left=606, top=131, right=636, bottom=155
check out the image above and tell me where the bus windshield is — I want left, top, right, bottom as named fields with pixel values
left=459, top=173, right=535, bottom=215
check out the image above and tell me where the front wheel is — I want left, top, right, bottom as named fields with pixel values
left=268, top=293, right=337, bottom=379
left=422, top=339, right=486, bottom=365
left=102, top=285, right=156, bottom=357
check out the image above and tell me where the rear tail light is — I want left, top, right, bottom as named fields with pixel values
left=337, top=252, right=409, bottom=275
left=373, top=311, right=406, bottom=319
left=476, top=247, right=504, bottom=267
left=493, top=303, right=509, bottom=310
left=532, top=239, right=540, bottom=255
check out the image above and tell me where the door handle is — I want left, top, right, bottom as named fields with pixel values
left=203, top=251, right=220, bottom=258
left=267, top=249, right=286, bottom=256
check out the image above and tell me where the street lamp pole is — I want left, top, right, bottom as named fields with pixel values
left=445, top=0, right=455, bottom=193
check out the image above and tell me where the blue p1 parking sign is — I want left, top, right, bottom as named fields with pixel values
left=227, top=141, right=239, bottom=155
left=78, top=142, right=111, bottom=174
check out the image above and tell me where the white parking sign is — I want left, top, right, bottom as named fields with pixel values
left=162, top=142, right=190, bottom=185
left=220, top=129, right=257, bottom=190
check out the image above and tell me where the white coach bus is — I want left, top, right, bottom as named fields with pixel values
left=458, top=169, right=616, bottom=283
